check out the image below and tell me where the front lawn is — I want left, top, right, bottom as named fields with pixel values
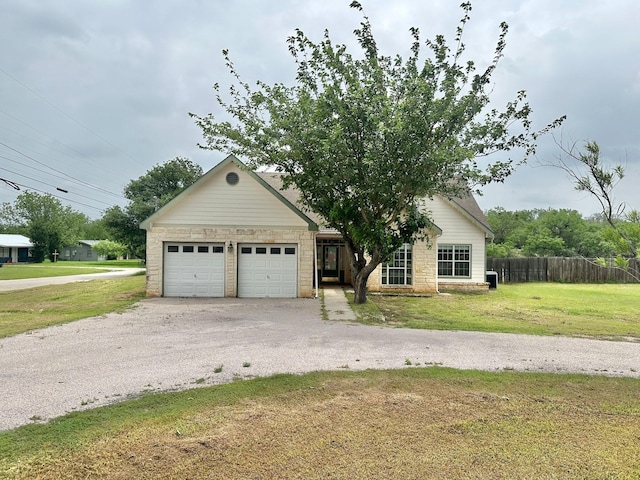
left=0, top=259, right=144, bottom=281
left=0, top=275, right=146, bottom=338
left=0, top=264, right=105, bottom=280
left=351, top=283, right=640, bottom=340
left=1, top=368, right=639, bottom=479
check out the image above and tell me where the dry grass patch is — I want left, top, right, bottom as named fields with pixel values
left=0, top=275, right=146, bottom=338
left=3, top=369, right=640, bottom=479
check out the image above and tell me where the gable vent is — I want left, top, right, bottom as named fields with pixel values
left=226, top=172, right=239, bottom=185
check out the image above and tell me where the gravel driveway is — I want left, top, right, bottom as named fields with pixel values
left=1, top=296, right=639, bottom=431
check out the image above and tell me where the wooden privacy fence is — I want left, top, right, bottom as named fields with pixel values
left=486, top=257, right=640, bottom=284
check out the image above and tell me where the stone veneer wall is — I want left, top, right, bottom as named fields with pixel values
left=146, top=227, right=316, bottom=298
left=437, top=282, right=489, bottom=292
left=367, top=238, right=438, bottom=294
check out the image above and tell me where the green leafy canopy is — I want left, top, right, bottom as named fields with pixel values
left=191, top=1, right=564, bottom=302
left=104, top=157, right=203, bottom=259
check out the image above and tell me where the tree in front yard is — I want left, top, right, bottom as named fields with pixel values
left=544, top=138, right=637, bottom=258
left=192, top=2, right=564, bottom=303
left=103, top=157, right=203, bottom=259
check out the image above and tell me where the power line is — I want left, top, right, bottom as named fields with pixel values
left=0, top=151, right=119, bottom=202
left=0, top=140, right=125, bottom=199
left=0, top=177, right=20, bottom=190
left=0, top=164, right=114, bottom=207
left=1, top=179, right=105, bottom=213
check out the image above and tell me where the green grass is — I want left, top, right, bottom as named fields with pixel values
left=0, top=275, right=146, bottom=338
left=351, top=283, right=640, bottom=340
left=1, top=368, right=639, bottom=479
left=1, top=278, right=639, bottom=477
left=0, top=264, right=106, bottom=280
left=0, top=259, right=144, bottom=280
left=54, top=259, right=145, bottom=268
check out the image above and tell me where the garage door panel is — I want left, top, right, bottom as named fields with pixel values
left=238, top=243, right=297, bottom=298
left=164, top=243, right=225, bottom=297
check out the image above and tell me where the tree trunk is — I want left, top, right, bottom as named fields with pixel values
left=352, top=271, right=369, bottom=304
left=345, top=240, right=382, bottom=304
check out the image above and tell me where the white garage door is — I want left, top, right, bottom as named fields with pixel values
left=163, top=243, right=225, bottom=297
left=238, top=244, right=297, bottom=298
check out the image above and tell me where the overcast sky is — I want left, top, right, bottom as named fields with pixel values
left=1, top=0, right=638, bottom=220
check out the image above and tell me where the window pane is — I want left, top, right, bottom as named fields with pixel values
left=213, top=246, right=224, bottom=253
left=256, top=247, right=267, bottom=254
left=438, top=262, right=453, bottom=276
left=285, top=247, right=295, bottom=255
left=438, top=247, right=450, bottom=261
left=167, top=245, right=179, bottom=253
left=455, top=246, right=470, bottom=261
left=241, top=247, right=252, bottom=254
left=455, top=262, right=470, bottom=277
left=382, top=244, right=412, bottom=285
left=270, top=247, right=281, bottom=254
left=198, top=246, right=209, bottom=253
left=183, top=246, right=194, bottom=253
left=438, top=245, right=471, bottom=277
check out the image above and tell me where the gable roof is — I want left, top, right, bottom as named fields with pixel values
left=140, top=155, right=318, bottom=231
left=258, top=172, right=491, bottom=238
left=445, top=195, right=494, bottom=239
left=140, top=154, right=492, bottom=239
left=0, top=234, right=33, bottom=248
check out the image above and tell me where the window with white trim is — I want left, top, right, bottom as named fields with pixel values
left=438, top=244, right=471, bottom=278
left=382, top=244, right=412, bottom=285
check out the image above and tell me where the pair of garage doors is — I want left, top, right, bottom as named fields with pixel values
left=163, top=243, right=297, bottom=298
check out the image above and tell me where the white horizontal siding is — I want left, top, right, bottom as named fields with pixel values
left=424, top=196, right=487, bottom=284
left=152, top=162, right=309, bottom=228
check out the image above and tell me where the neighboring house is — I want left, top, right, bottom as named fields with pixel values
left=0, top=234, right=34, bottom=263
left=62, top=240, right=106, bottom=261
left=141, top=155, right=493, bottom=298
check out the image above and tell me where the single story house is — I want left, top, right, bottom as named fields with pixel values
left=0, top=234, right=34, bottom=263
left=61, top=240, right=106, bottom=261
left=141, top=155, right=493, bottom=298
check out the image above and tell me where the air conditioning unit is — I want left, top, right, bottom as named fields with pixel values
left=486, top=271, right=498, bottom=289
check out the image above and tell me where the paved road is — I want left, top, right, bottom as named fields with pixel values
left=1, top=295, right=639, bottom=431
left=0, top=268, right=146, bottom=292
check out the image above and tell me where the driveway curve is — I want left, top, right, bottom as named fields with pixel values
left=1, top=296, right=639, bottom=431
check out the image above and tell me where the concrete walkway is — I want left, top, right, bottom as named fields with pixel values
left=323, top=286, right=357, bottom=321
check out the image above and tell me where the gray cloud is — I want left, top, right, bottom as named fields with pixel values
left=1, top=0, right=638, bottom=219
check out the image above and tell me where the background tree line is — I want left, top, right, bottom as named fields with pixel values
left=0, top=157, right=202, bottom=262
left=486, top=207, right=640, bottom=259
left=3, top=155, right=636, bottom=265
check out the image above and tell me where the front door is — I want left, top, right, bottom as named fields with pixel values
left=18, top=248, right=29, bottom=262
left=322, top=245, right=339, bottom=278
